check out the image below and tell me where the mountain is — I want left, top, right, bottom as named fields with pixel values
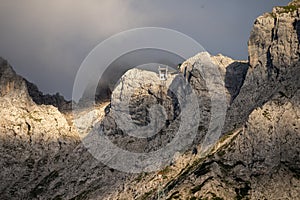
left=0, top=57, right=134, bottom=199
left=0, top=1, right=299, bottom=200
left=107, top=1, right=300, bottom=199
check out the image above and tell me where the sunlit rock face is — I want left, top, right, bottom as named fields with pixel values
left=225, top=0, right=300, bottom=133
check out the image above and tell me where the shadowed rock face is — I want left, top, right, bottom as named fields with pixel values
left=25, top=80, right=72, bottom=112
left=211, top=54, right=249, bottom=103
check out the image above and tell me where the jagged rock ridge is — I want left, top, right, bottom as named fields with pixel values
left=0, top=59, right=127, bottom=199
left=0, top=1, right=299, bottom=200
left=107, top=1, right=300, bottom=199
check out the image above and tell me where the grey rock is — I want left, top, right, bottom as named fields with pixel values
left=1, top=1, right=300, bottom=200
left=106, top=2, right=300, bottom=199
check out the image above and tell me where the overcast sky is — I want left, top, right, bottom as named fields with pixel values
left=0, top=0, right=290, bottom=99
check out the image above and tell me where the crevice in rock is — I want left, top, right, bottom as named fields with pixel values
left=272, top=17, right=279, bottom=41
left=266, top=46, right=274, bottom=79
left=26, top=122, right=31, bottom=135
left=294, top=19, right=300, bottom=62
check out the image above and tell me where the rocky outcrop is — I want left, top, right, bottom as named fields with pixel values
left=0, top=59, right=129, bottom=200
left=25, top=80, right=72, bottom=112
left=106, top=1, right=300, bottom=199
left=211, top=54, right=249, bottom=103
left=0, top=58, right=31, bottom=101
left=249, top=0, right=300, bottom=70
left=83, top=68, right=200, bottom=170
left=0, top=58, right=77, bottom=199
left=224, top=0, right=300, bottom=132
left=113, top=87, right=299, bottom=199
left=1, top=1, right=300, bottom=200
left=0, top=57, right=71, bottom=111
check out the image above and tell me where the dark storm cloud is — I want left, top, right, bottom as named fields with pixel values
left=0, top=0, right=290, bottom=99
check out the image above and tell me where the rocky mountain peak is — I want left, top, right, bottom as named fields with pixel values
left=248, top=1, right=300, bottom=71
left=0, top=57, right=71, bottom=111
left=0, top=58, right=30, bottom=100
left=107, top=2, right=300, bottom=199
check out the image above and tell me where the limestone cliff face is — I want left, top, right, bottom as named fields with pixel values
left=0, top=57, right=71, bottom=111
left=107, top=2, right=300, bottom=200
left=0, top=1, right=300, bottom=200
left=0, top=58, right=77, bottom=199
left=0, top=59, right=128, bottom=200
left=249, top=0, right=300, bottom=70
left=225, top=0, right=300, bottom=132
left=113, top=89, right=299, bottom=200
left=95, top=68, right=182, bottom=154
left=0, top=58, right=31, bottom=101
